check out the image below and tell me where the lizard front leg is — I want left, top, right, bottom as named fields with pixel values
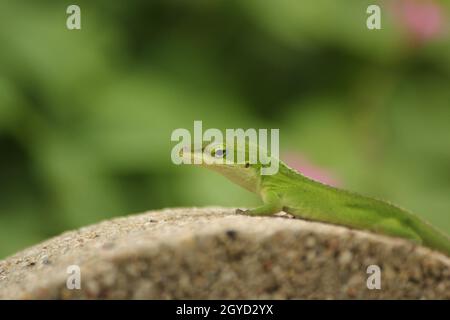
left=236, top=189, right=282, bottom=216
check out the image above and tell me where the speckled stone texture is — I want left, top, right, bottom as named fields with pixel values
left=0, top=207, right=449, bottom=299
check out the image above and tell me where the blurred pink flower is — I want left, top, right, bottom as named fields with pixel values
left=283, top=152, right=341, bottom=187
left=392, top=0, right=447, bottom=43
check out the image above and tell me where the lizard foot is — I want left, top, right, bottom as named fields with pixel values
left=235, top=208, right=248, bottom=215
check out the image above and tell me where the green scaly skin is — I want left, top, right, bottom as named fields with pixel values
left=183, top=142, right=450, bottom=256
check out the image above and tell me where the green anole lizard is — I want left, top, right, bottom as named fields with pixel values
left=182, top=142, right=450, bottom=256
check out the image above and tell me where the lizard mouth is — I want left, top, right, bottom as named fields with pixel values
left=179, top=146, right=205, bottom=164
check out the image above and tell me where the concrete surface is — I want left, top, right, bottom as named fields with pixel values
left=0, top=207, right=449, bottom=299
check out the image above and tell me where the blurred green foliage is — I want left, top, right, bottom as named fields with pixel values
left=1, top=0, right=449, bottom=258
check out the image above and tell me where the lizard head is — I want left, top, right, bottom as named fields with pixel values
left=180, top=141, right=267, bottom=193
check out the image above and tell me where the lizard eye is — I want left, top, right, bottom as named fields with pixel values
left=214, top=148, right=226, bottom=158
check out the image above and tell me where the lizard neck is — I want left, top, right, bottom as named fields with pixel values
left=207, top=164, right=261, bottom=194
